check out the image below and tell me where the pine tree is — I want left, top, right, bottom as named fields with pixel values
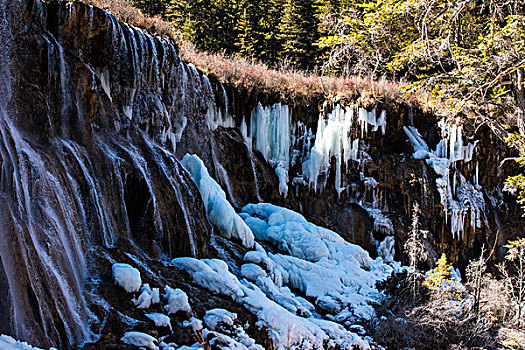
left=278, top=0, right=320, bottom=69
left=258, top=0, right=284, bottom=64
left=211, top=0, right=240, bottom=54
left=164, top=0, right=190, bottom=28
left=236, top=0, right=263, bottom=58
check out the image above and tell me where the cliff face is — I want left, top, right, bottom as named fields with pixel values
left=0, top=0, right=523, bottom=348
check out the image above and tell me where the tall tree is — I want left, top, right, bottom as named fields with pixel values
left=236, top=0, right=264, bottom=58
left=258, top=0, right=284, bottom=64
left=278, top=0, right=320, bottom=69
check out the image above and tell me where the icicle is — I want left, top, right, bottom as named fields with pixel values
left=404, top=122, right=486, bottom=241
left=248, top=102, right=291, bottom=197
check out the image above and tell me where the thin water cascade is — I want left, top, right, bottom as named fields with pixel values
left=0, top=1, right=216, bottom=347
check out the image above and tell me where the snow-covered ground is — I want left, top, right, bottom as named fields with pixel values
left=0, top=335, right=49, bottom=350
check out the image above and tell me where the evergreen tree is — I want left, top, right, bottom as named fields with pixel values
left=258, top=0, right=284, bottom=64
left=212, top=0, right=241, bottom=54
left=278, top=0, right=320, bottom=69
left=236, top=0, right=263, bottom=58
left=423, top=253, right=461, bottom=300
left=133, top=0, right=169, bottom=17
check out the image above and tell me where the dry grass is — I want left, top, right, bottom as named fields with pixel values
left=72, top=0, right=420, bottom=106
left=178, top=40, right=410, bottom=104
left=76, top=0, right=179, bottom=39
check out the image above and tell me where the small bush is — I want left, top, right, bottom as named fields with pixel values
left=374, top=272, right=497, bottom=350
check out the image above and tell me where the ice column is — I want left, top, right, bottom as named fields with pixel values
left=248, top=102, right=291, bottom=197
left=302, top=104, right=386, bottom=195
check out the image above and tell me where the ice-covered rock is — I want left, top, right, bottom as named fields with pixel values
left=204, top=309, right=237, bottom=329
left=146, top=313, right=172, bottom=330
left=0, top=335, right=45, bottom=350
left=121, top=331, right=158, bottom=349
left=203, top=328, right=264, bottom=350
left=181, top=154, right=254, bottom=248
left=377, top=236, right=395, bottom=263
left=164, top=287, right=191, bottom=315
left=174, top=256, right=371, bottom=349
left=133, top=284, right=160, bottom=309
left=112, top=263, right=142, bottom=293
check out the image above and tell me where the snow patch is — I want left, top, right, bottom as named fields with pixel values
left=204, top=309, right=237, bottom=329
left=146, top=313, right=172, bottom=330
left=164, top=286, right=191, bottom=315
left=133, top=284, right=160, bottom=309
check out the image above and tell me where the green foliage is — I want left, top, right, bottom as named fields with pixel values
left=505, top=238, right=525, bottom=262
left=278, top=0, right=321, bottom=68
left=505, top=133, right=525, bottom=214
left=136, top=0, right=355, bottom=69
left=318, top=0, right=525, bottom=127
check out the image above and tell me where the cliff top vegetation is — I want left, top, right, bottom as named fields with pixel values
left=74, top=0, right=413, bottom=105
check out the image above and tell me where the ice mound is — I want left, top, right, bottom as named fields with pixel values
left=112, top=263, right=142, bottom=293
left=0, top=335, right=46, bottom=350
left=121, top=331, right=158, bottom=349
left=171, top=199, right=404, bottom=349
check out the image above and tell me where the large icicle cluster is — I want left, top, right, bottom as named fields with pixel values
left=181, top=154, right=255, bottom=248
left=403, top=122, right=485, bottom=240
left=244, top=102, right=292, bottom=197
left=301, top=104, right=386, bottom=195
